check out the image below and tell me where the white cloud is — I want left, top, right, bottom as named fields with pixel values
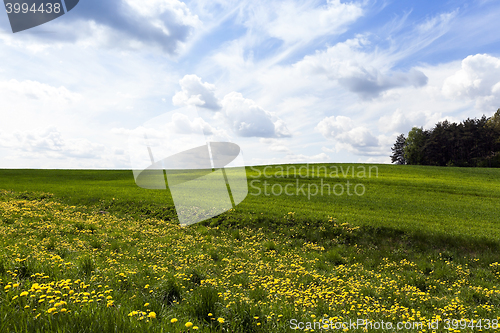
left=172, top=74, right=221, bottom=110
left=0, top=127, right=105, bottom=159
left=169, top=112, right=230, bottom=141
left=0, top=79, right=81, bottom=104
left=0, top=0, right=202, bottom=55
left=172, top=75, right=291, bottom=138
left=259, top=138, right=292, bottom=153
left=221, top=92, right=291, bottom=138
left=378, top=108, right=444, bottom=134
left=295, top=37, right=428, bottom=99
left=442, top=54, right=500, bottom=111
left=316, top=116, right=381, bottom=155
left=262, top=0, right=363, bottom=44
left=315, top=116, right=353, bottom=138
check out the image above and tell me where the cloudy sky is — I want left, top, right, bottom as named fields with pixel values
left=1, top=0, right=500, bottom=168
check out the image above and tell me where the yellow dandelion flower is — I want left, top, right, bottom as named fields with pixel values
left=185, top=322, right=193, bottom=328
left=144, top=303, right=149, bottom=307
left=218, top=318, right=225, bottom=324
left=171, top=318, right=178, bottom=323
left=148, top=312, right=157, bottom=319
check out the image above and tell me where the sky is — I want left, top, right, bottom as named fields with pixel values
left=1, top=0, right=500, bottom=169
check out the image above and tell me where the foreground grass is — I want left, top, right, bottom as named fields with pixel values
left=1, top=187, right=500, bottom=332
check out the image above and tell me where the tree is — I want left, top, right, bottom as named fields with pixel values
left=487, top=108, right=500, bottom=151
left=487, top=108, right=500, bottom=131
left=404, top=127, right=429, bottom=165
left=423, top=120, right=453, bottom=166
left=390, top=134, right=407, bottom=165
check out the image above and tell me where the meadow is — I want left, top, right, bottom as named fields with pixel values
left=0, top=164, right=500, bottom=332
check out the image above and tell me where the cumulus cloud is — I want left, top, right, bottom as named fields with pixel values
left=3, top=0, right=201, bottom=54
left=378, top=108, right=444, bottom=134
left=0, top=127, right=105, bottom=159
left=172, top=75, right=291, bottom=138
left=172, top=75, right=221, bottom=110
left=0, top=79, right=81, bottom=103
left=168, top=113, right=230, bottom=141
left=221, top=92, right=291, bottom=138
left=442, top=54, right=500, bottom=110
left=316, top=116, right=380, bottom=155
left=295, top=37, right=428, bottom=99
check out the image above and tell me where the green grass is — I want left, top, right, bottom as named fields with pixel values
left=1, top=164, right=500, bottom=332
left=1, top=164, right=499, bottom=240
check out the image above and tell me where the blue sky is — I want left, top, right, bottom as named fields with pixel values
left=1, top=0, right=500, bottom=168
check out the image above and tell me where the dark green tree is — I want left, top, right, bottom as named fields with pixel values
left=487, top=108, right=500, bottom=131
left=404, top=127, right=429, bottom=165
left=423, top=121, right=453, bottom=166
left=400, top=110, right=500, bottom=167
left=390, top=134, right=407, bottom=164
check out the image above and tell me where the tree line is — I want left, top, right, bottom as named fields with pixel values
left=391, top=109, right=500, bottom=167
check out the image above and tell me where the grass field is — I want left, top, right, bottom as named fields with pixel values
left=1, top=164, right=500, bottom=332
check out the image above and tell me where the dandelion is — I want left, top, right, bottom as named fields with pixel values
left=193, top=326, right=199, bottom=330
left=20, top=291, right=29, bottom=297
left=148, top=312, right=157, bottom=319
left=144, top=303, right=149, bottom=307
left=218, top=317, right=225, bottom=324
left=185, top=322, right=193, bottom=328
left=171, top=318, right=178, bottom=323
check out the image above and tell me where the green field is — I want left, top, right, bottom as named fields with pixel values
left=1, top=164, right=500, bottom=332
